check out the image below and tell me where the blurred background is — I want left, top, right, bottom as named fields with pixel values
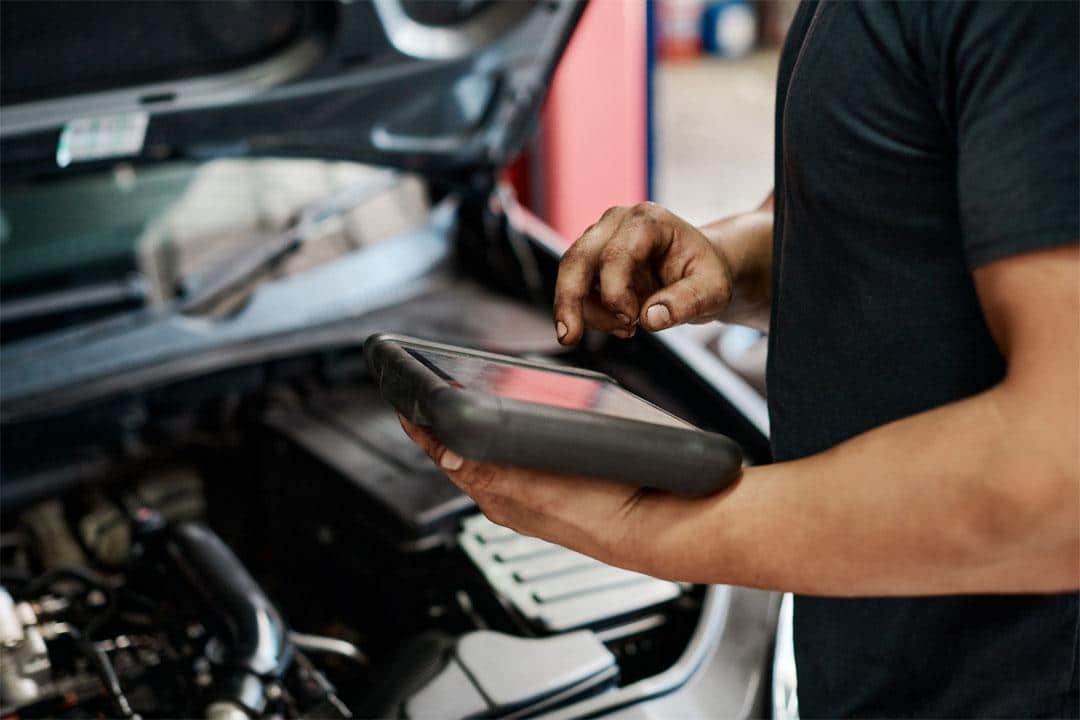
left=507, top=0, right=797, bottom=392
left=2, top=0, right=793, bottom=390
left=510, top=0, right=793, bottom=234
left=0, top=4, right=792, bottom=719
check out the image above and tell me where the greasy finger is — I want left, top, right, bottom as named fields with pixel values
left=554, top=208, right=625, bottom=345
left=598, top=212, right=665, bottom=321
left=583, top=294, right=635, bottom=337
left=598, top=250, right=642, bottom=323
left=436, top=455, right=505, bottom=503
left=398, top=415, right=443, bottom=459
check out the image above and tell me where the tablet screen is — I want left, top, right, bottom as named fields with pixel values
left=408, top=348, right=692, bottom=429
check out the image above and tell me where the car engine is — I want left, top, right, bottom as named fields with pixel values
left=0, top=339, right=713, bottom=719
left=0, top=520, right=351, bottom=719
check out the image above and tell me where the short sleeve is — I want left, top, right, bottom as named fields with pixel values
left=934, top=2, right=1079, bottom=269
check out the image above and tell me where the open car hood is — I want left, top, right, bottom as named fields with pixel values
left=0, top=0, right=584, bottom=180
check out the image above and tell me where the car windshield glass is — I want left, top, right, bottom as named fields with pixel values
left=0, top=159, right=428, bottom=342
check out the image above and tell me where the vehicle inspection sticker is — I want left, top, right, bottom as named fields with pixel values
left=56, top=112, right=149, bottom=168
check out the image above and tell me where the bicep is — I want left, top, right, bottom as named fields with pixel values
left=973, top=244, right=1079, bottom=490
left=974, top=244, right=1078, bottom=386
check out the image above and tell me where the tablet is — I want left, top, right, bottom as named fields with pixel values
left=364, top=333, right=742, bottom=497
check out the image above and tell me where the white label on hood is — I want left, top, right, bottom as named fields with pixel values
left=56, top=112, right=149, bottom=168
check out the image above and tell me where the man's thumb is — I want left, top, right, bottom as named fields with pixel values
left=640, top=274, right=729, bottom=330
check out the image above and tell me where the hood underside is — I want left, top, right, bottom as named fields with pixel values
left=0, top=0, right=584, bottom=181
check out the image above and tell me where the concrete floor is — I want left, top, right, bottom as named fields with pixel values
left=653, top=51, right=779, bottom=224
left=652, top=52, right=778, bottom=390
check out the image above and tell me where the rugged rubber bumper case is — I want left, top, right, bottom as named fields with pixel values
left=365, top=333, right=742, bottom=497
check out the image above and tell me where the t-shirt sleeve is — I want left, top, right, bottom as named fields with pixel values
left=933, top=2, right=1079, bottom=269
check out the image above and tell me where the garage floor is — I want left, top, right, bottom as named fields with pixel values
left=654, top=51, right=780, bottom=224
left=652, top=51, right=778, bottom=390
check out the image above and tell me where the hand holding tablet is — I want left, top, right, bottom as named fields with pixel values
left=365, top=334, right=742, bottom=497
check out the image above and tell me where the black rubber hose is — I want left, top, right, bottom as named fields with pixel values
left=163, top=522, right=293, bottom=678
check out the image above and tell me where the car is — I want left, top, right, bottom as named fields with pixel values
left=0, top=2, right=781, bottom=718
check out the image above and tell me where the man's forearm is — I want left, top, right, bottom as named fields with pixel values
left=634, top=381, right=1079, bottom=596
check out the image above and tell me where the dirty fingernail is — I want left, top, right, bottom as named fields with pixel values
left=613, top=327, right=634, bottom=339
left=616, top=313, right=630, bottom=324
left=556, top=321, right=568, bottom=340
left=645, top=304, right=672, bottom=329
left=440, top=449, right=464, bottom=471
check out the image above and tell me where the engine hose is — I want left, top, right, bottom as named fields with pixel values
left=162, top=522, right=293, bottom=714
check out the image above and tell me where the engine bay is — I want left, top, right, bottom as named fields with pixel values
left=0, top=336, right=723, bottom=719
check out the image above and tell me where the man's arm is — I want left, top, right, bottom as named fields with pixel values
left=403, top=244, right=1079, bottom=596
left=640, top=244, right=1079, bottom=595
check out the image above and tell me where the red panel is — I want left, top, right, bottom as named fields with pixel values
left=537, top=0, right=648, bottom=245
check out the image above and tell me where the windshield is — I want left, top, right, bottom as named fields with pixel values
left=0, top=159, right=429, bottom=343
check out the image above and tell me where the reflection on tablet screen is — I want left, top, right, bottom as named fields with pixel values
left=408, top=348, right=691, bottom=429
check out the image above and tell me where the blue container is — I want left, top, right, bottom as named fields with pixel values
left=702, top=0, right=757, bottom=58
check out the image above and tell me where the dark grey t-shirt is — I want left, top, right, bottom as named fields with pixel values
left=768, top=1, right=1079, bottom=716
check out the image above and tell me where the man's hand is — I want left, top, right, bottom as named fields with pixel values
left=553, top=201, right=774, bottom=345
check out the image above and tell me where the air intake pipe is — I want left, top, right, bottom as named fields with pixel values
left=164, top=522, right=293, bottom=715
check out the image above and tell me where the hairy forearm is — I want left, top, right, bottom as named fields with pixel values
left=700, top=197, right=774, bottom=331
left=633, top=382, right=1079, bottom=596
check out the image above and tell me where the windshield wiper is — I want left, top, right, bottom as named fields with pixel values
left=1, top=275, right=148, bottom=323
left=177, top=170, right=401, bottom=315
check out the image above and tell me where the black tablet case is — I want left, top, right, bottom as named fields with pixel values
left=365, top=333, right=742, bottom=497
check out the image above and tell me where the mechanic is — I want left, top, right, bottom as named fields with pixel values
left=401, top=2, right=1079, bottom=715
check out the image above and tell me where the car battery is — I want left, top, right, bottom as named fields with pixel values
left=261, top=383, right=474, bottom=551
